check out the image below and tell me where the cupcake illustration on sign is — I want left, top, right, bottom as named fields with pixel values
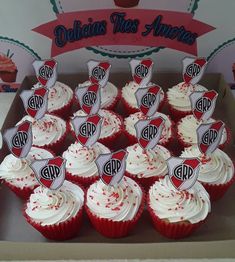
left=0, top=50, right=18, bottom=83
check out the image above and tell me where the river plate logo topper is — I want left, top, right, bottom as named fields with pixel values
left=33, top=1, right=215, bottom=58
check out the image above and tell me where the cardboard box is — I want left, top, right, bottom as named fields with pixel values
left=0, top=73, right=234, bottom=260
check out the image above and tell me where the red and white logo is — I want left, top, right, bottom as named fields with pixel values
left=3, top=121, right=32, bottom=158
left=130, top=59, right=153, bottom=87
left=33, top=59, right=57, bottom=88
left=190, top=90, right=218, bottom=121
left=71, top=114, right=102, bottom=147
left=31, top=156, right=65, bottom=190
left=197, top=120, right=225, bottom=154
left=135, top=117, right=164, bottom=150
left=96, top=150, right=128, bottom=186
left=183, top=57, right=207, bottom=85
left=168, top=157, right=201, bottom=191
left=135, top=85, right=161, bottom=116
left=88, top=60, right=111, bottom=88
left=75, top=83, right=101, bottom=115
left=20, top=87, right=48, bottom=120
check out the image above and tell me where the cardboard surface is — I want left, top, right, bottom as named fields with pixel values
left=0, top=73, right=235, bottom=259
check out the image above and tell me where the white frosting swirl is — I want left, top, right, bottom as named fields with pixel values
left=124, top=111, right=172, bottom=144
left=25, top=180, right=84, bottom=226
left=149, top=176, right=211, bottom=223
left=62, top=141, right=110, bottom=178
left=122, top=81, right=164, bottom=108
left=86, top=176, right=143, bottom=221
left=78, top=81, right=118, bottom=108
left=0, top=147, right=53, bottom=188
left=167, top=82, right=208, bottom=111
left=181, top=145, right=234, bottom=185
left=177, top=114, right=227, bottom=145
left=70, top=109, right=122, bottom=139
left=126, top=143, right=170, bottom=178
left=17, top=114, right=66, bottom=146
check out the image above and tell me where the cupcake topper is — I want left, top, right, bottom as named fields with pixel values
left=75, top=83, right=101, bottom=115
left=167, top=157, right=201, bottom=191
left=33, top=59, right=58, bottom=89
left=135, top=116, right=164, bottom=150
left=130, top=59, right=153, bottom=88
left=20, top=87, right=48, bottom=120
left=197, top=120, right=225, bottom=154
left=182, top=57, right=207, bottom=85
left=88, top=60, right=111, bottom=88
left=31, top=156, right=65, bottom=190
left=190, top=90, right=218, bottom=121
left=3, top=121, right=32, bottom=158
left=71, top=114, right=103, bottom=147
left=96, top=149, right=128, bottom=186
left=135, top=85, right=161, bottom=116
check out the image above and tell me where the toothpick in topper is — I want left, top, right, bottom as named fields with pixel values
left=87, top=60, right=111, bottom=88
left=20, top=87, right=48, bottom=120
left=167, top=157, right=201, bottom=191
left=75, top=83, right=101, bottom=115
left=135, top=85, right=161, bottom=116
left=130, top=59, right=153, bottom=87
left=183, top=57, right=207, bottom=85
left=135, top=117, right=165, bottom=150
left=31, top=156, right=65, bottom=190
left=3, top=121, right=32, bottom=158
left=96, top=149, right=128, bottom=186
left=197, top=120, right=225, bottom=154
left=33, top=59, right=57, bottom=88
left=190, top=90, right=218, bottom=121
left=71, top=114, right=103, bottom=147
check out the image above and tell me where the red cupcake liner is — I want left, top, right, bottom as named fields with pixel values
left=23, top=203, right=84, bottom=240
left=48, top=95, right=74, bottom=120
left=66, top=171, right=99, bottom=188
left=103, top=89, right=121, bottom=111
left=0, top=69, right=18, bottom=82
left=85, top=182, right=146, bottom=238
left=166, top=98, right=192, bottom=121
left=4, top=181, right=37, bottom=200
left=147, top=193, right=206, bottom=239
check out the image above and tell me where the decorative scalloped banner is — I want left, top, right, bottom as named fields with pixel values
left=49, top=0, right=201, bottom=58
left=0, top=36, right=40, bottom=92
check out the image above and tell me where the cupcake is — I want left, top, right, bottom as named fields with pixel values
left=122, top=81, right=165, bottom=115
left=114, top=0, right=140, bottom=8
left=0, top=146, right=54, bottom=199
left=77, top=81, right=120, bottom=111
left=69, top=109, right=123, bottom=149
left=85, top=176, right=145, bottom=238
left=124, top=111, right=173, bottom=148
left=62, top=141, right=110, bottom=187
left=167, top=82, right=208, bottom=120
left=181, top=145, right=235, bottom=201
left=176, top=114, right=230, bottom=149
left=24, top=180, right=84, bottom=240
left=0, top=52, right=18, bottom=82
left=125, top=143, right=171, bottom=190
left=148, top=176, right=211, bottom=239
left=17, top=114, right=67, bottom=153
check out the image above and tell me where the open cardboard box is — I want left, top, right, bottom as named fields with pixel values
left=0, top=73, right=234, bottom=260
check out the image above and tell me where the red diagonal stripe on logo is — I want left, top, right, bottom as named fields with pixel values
left=133, top=59, right=153, bottom=85
left=184, top=58, right=207, bottom=84
left=90, top=62, right=110, bottom=84
left=38, top=60, right=56, bottom=86
left=139, top=85, right=160, bottom=115
left=82, top=84, right=99, bottom=114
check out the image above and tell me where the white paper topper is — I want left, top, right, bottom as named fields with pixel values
left=135, top=85, right=161, bottom=116
left=96, top=149, right=128, bottom=186
left=130, top=59, right=154, bottom=88
left=33, top=59, right=57, bottom=89
left=71, top=114, right=102, bottom=147
left=75, top=83, right=101, bottom=115
left=183, top=57, right=207, bottom=85
left=31, top=156, right=65, bottom=190
left=20, top=87, right=48, bottom=120
left=197, top=120, right=225, bottom=155
left=88, top=60, right=111, bottom=88
left=190, top=90, right=218, bottom=121
left=3, top=121, right=32, bottom=158
left=135, top=116, right=165, bottom=150
left=167, top=157, right=201, bottom=191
